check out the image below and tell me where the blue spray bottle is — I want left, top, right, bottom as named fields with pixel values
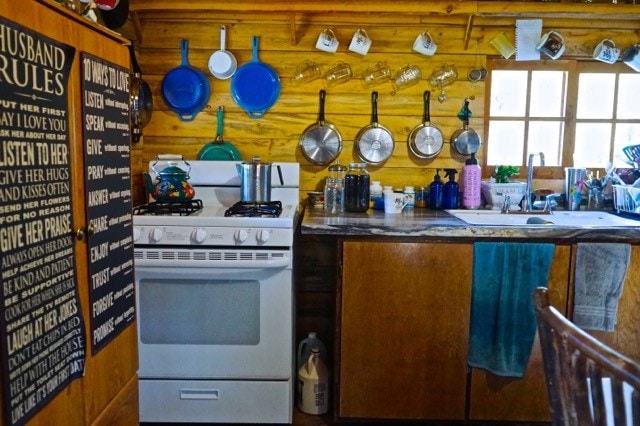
left=443, top=169, right=459, bottom=209
left=429, top=169, right=444, bottom=210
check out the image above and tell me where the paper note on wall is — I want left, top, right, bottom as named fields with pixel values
left=516, top=19, right=543, bottom=61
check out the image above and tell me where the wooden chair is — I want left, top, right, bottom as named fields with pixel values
left=533, top=287, right=640, bottom=426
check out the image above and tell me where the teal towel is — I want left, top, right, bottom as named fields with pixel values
left=468, top=242, right=555, bottom=377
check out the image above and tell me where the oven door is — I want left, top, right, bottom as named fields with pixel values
left=135, top=254, right=293, bottom=380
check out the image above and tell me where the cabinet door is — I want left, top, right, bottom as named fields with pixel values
left=339, top=242, right=472, bottom=420
left=468, top=244, right=571, bottom=422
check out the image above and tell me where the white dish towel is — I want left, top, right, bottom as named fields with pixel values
left=573, top=243, right=631, bottom=331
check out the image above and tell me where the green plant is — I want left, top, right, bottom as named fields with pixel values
left=495, top=165, right=520, bottom=183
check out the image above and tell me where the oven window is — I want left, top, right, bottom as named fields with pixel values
left=138, top=278, right=260, bottom=345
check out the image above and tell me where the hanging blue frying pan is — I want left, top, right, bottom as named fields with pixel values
left=161, top=39, right=211, bottom=122
left=231, top=36, right=281, bottom=119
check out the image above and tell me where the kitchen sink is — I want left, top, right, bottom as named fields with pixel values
left=446, top=209, right=640, bottom=227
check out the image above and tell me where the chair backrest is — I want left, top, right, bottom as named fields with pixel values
left=533, top=287, right=640, bottom=426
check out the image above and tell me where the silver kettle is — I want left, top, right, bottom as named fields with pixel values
left=236, top=156, right=272, bottom=202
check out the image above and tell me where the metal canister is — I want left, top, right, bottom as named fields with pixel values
left=415, top=186, right=426, bottom=208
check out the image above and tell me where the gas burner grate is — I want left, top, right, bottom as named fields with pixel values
left=224, top=201, right=283, bottom=218
left=133, top=199, right=203, bottom=216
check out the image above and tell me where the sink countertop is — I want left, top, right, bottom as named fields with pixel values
left=300, top=205, right=640, bottom=242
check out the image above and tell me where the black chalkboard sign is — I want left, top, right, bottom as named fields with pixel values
left=80, top=52, right=135, bottom=355
left=0, top=17, right=86, bottom=426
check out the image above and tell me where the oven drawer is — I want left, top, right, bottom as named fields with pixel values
left=139, top=379, right=293, bottom=423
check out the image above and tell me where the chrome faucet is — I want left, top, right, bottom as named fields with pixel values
left=523, top=152, right=545, bottom=212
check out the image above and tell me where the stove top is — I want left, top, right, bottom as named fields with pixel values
left=133, top=199, right=203, bottom=216
left=225, top=201, right=283, bottom=218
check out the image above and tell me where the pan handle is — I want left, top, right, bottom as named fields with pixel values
left=423, top=90, right=431, bottom=123
left=251, top=36, right=260, bottom=62
left=371, top=91, right=379, bottom=125
left=318, top=89, right=326, bottom=124
left=215, top=106, right=224, bottom=141
left=463, top=100, right=470, bottom=127
left=128, top=42, right=142, bottom=74
left=180, top=39, right=189, bottom=66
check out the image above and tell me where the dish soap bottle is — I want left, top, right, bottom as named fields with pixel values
left=429, top=169, right=444, bottom=210
left=462, top=153, right=481, bottom=209
left=443, top=168, right=459, bottom=209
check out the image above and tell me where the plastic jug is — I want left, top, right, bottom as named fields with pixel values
left=297, top=332, right=327, bottom=371
left=297, top=346, right=329, bottom=415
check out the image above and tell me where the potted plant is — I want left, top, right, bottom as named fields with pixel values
left=481, top=165, right=526, bottom=209
left=494, top=165, right=520, bottom=183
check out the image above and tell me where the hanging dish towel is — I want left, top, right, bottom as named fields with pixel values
left=573, top=243, right=631, bottom=332
left=468, top=242, right=555, bottom=377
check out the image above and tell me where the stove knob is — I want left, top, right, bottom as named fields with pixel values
left=191, top=228, right=207, bottom=244
left=133, top=227, right=141, bottom=242
left=149, top=227, right=164, bottom=243
left=234, top=229, right=248, bottom=244
left=257, top=229, right=271, bottom=244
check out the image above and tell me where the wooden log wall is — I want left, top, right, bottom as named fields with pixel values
left=130, top=1, right=640, bottom=206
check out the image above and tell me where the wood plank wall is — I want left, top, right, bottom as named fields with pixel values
left=131, top=3, right=640, bottom=206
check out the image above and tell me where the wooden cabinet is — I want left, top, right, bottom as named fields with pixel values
left=338, top=241, right=573, bottom=422
left=339, top=242, right=473, bottom=420
left=1, top=2, right=138, bottom=426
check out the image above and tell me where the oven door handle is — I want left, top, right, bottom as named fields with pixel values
left=134, top=253, right=291, bottom=269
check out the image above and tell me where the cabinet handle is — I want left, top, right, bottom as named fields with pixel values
left=75, top=224, right=95, bottom=241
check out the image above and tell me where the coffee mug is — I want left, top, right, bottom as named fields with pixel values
left=292, top=60, right=322, bottom=86
left=489, top=32, right=515, bottom=59
left=622, top=44, right=640, bottom=72
left=537, top=30, right=565, bottom=60
left=326, top=61, right=353, bottom=86
left=413, top=31, right=437, bottom=56
left=348, top=28, right=372, bottom=56
left=383, top=191, right=407, bottom=214
left=316, top=28, right=339, bottom=53
left=391, top=64, right=422, bottom=95
left=362, top=61, right=391, bottom=88
left=593, top=39, right=620, bottom=64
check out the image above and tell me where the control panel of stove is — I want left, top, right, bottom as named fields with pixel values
left=132, top=225, right=292, bottom=247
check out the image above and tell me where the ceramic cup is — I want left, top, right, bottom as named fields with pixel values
left=316, top=28, right=339, bottom=53
left=293, top=60, right=322, bottom=86
left=622, top=44, right=640, bottom=72
left=362, top=61, right=391, bottom=88
left=383, top=191, right=407, bottom=214
left=348, top=28, right=372, bottom=56
left=537, top=30, right=566, bottom=60
left=326, top=61, right=353, bottom=86
left=489, top=32, right=515, bottom=59
left=593, top=39, right=620, bottom=64
left=413, top=31, right=437, bottom=56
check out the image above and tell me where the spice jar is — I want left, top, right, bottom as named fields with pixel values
left=344, top=162, right=370, bottom=213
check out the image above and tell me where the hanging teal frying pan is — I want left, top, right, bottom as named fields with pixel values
left=197, top=106, right=242, bottom=161
left=161, top=39, right=211, bottom=122
left=231, top=36, right=281, bottom=119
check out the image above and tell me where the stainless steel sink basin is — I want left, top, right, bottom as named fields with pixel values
left=446, top=209, right=640, bottom=227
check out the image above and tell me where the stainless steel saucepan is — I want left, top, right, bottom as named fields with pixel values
left=408, top=90, right=443, bottom=159
left=451, top=99, right=481, bottom=156
left=355, top=91, right=394, bottom=165
left=299, top=89, right=343, bottom=165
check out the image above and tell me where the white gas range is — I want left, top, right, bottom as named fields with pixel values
left=132, top=160, right=300, bottom=424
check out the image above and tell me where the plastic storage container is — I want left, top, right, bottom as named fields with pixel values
left=344, top=162, right=370, bottom=213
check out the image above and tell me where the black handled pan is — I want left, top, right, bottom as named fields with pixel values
left=128, top=43, right=153, bottom=143
left=355, top=91, right=395, bottom=165
left=299, top=89, right=343, bottom=165
left=451, top=99, right=481, bottom=155
left=408, top=90, right=443, bottom=159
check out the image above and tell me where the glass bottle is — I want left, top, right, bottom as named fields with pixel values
left=344, top=162, right=370, bottom=213
left=324, top=177, right=344, bottom=215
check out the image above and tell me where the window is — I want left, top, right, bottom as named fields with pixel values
left=485, top=60, right=640, bottom=178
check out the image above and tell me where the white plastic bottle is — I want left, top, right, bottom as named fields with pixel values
left=297, top=332, right=327, bottom=371
left=297, top=346, right=329, bottom=415
left=404, top=186, right=415, bottom=209
left=462, top=153, right=481, bottom=209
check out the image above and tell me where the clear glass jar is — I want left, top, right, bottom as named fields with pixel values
left=344, top=162, right=370, bottom=213
left=324, top=177, right=344, bottom=215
